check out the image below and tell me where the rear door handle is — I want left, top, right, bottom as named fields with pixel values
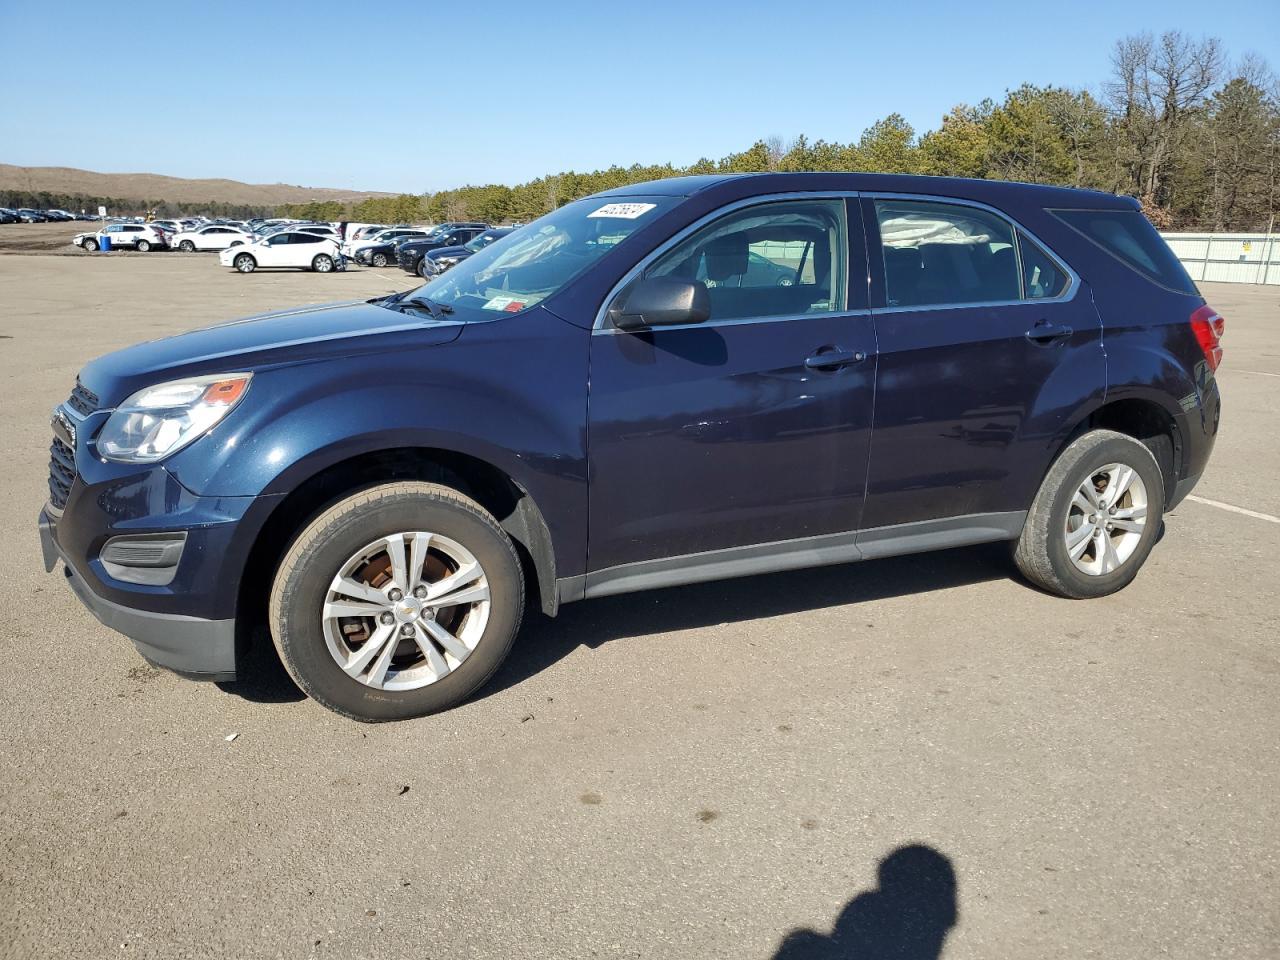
left=1025, top=322, right=1073, bottom=345
left=805, top=348, right=867, bottom=370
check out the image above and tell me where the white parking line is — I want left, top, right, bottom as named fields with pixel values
left=1237, top=369, right=1280, bottom=379
left=1186, top=495, right=1280, bottom=524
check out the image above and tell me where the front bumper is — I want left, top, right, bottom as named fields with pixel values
left=40, top=509, right=238, bottom=680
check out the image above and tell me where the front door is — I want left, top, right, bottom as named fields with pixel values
left=859, top=195, right=1105, bottom=541
left=586, top=196, right=877, bottom=582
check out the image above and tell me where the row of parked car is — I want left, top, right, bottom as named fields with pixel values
left=65, top=213, right=521, bottom=276
left=0, top=207, right=107, bottom=223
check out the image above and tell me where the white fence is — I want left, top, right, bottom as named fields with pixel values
left=1161, top=232, right=1280, bottom=285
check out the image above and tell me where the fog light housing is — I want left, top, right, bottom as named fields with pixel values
left=100, top=533, right=187, bottom=585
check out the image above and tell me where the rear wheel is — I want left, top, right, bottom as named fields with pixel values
left=269, top=482, right=524, bottom=721
left=136, top=239, right=151, bottom=252
left=312, top=254, right=334, bottom=273
left=1014, top=429, right=1165, bottom=598
left=234, top=253, right=256, bottom=273
left=179, top=239, right=195, bottom=252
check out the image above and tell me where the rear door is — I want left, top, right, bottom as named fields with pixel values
left=586, top=195, right=877, bottom=578
left=858, top=194, right=1105, bottom=545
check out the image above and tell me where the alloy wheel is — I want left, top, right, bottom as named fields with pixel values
left=1063, top=462, right=1148, bottom=576
left=321, top=532, right=491, bottom=691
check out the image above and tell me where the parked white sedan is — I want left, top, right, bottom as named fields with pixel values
left=219, top=231, right=344, bottom=273
left=173, top=225, right=253, bottom=252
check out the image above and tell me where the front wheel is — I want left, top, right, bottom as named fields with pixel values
left=1013, top=429, right=1165, bottom=599
left=234, top=253, right=256, bottom=273
left=312, top=254, right=334, bottom=272
left=371, top=252, right=388, bottom=267
left=83, top=238, right=99, bottom=251
left=179, top=240, right=195, bottom=252
left=269, top=482, right=524, bottom=721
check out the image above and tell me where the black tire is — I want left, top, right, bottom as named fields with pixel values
left=268, top=482, right=524, bottom=721
left=179, top=239, right=195, bottom=252
left=136, top=239, right=151, bottom=252
left=1013, top=429, right=1165, bottom=599
left=417, top=257, right=428, bottom=278
left=83, top=238, right=99, bottom=251
left=312, top=254, right=334, bottom=273
left=234, top=253, right=256, bottom=273
left=371, top=252, right=388, bottom=267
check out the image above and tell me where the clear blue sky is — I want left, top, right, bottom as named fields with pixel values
left=2, top=0, right=1275, bottom=194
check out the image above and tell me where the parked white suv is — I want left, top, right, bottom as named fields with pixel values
left=219, top=230, right=343, bottom=273
left=79, top=223, right=169, bottom=251
left=173, top=225, right=254, bottom=252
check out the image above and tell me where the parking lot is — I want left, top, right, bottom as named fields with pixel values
left=0, top=248, right=1276, bottom=959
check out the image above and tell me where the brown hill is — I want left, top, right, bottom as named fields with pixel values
left=0, top=164, right=396, bottom=206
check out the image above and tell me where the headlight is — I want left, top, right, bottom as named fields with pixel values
left=435, top=256, right=459, bottom=267
left=97, top=373, right=252, bottom=463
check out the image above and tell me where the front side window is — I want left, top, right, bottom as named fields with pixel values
left=413, top=195, right=679, bottom=319
left=875, top=199, right=1019, bottom=307
left=646, top=199, right=847, bottom=322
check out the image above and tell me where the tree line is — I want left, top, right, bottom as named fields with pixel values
left=0, top=190, right=276, bottom=220
left=310, top=31, right=1278, bottom=233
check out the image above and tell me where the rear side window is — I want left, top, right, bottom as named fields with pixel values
left=1049, top=208, right=1196, bottom=294
left=1019, top=232, right=1071, bottom=299
left=874, top=199, right=1019, bottom=307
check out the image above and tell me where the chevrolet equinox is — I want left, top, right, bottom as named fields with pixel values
left=38, top=173, right=1224, bottom=721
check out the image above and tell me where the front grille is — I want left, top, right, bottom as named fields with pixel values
left=67, top=381, right=100, bottom=417
left=48, top=435, right=76, bottom=510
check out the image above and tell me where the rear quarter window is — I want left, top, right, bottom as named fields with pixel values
left=1049, top=208, right=1197, bottom=295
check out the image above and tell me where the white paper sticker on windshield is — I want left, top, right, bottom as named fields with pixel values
left=483, top=294, right=527, bottom=312
left=587, top=202, right=656, bottom=220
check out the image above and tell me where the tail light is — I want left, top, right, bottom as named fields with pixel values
left=1190, top=304, right=1225, bottom=371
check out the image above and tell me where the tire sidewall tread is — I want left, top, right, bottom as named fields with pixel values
left=1014, top=429, right=1166, bottom=599
left=268, top=482, right=524, bottom=722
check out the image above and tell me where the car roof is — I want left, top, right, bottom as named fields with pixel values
left=592, top=172, right=1134, bottom=209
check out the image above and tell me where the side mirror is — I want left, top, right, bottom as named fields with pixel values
left=611, top=277, right=711, bottom=331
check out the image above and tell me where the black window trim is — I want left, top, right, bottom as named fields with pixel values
left=867, top=192, right=1080, bottom=314
left=592, top=191, right=866, bottom=334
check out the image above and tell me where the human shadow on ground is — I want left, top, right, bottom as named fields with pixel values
left=772, top=844, right=958, bottom=960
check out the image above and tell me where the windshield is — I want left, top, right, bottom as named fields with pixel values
left=407, top=196, right=676, bottom=319
left=464, top=230, right=506, bottom=252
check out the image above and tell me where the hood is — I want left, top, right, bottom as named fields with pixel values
left=399, top=237, right=448, bottom=253
left=79, top=300, right=464, bottom=406
left=426, top=243, right=470, bottom=260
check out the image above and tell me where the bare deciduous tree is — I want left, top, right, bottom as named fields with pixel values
left=1107, top=30, right=1224, bottom=211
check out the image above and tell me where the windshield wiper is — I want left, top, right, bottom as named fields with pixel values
left=400, top=295, right=455, bottom=320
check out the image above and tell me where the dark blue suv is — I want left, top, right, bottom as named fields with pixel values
left=38, top=173, right=1223, bottom=721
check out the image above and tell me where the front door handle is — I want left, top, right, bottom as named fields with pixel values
left=805, top=347, right=867, bottom=370
left=1025, top=321, right=1073, bottom=345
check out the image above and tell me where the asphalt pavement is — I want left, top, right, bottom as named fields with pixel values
left=0, top=251, right=1276, bottom=959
